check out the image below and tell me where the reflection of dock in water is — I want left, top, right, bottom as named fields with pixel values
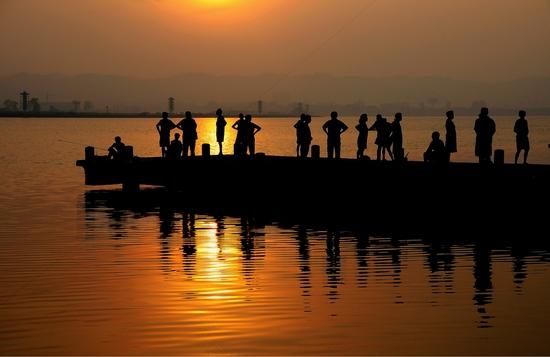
left=84, top=190, right=550, bottom=328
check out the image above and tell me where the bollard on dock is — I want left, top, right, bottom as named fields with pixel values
left=125, top=146, right=134, bottom=160
left=85, top=146, right=95, bottom=161
left=202, top=144, right=211, bottom=157
left=494, top=149, right=505, bottom=166
left=311, top=145, right=321, bottom=159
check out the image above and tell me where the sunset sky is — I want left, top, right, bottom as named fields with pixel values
left=1, top=0, right=550, bottom=81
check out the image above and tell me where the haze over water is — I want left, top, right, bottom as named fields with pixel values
left=1, top=117, right=550, bottom=355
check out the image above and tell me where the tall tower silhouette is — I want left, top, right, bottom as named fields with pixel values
left=168, top=97, right=175, bottom=114
left=20, top=91, right=30, bottom=112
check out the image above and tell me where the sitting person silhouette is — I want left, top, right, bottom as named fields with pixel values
left=424, top=131, right=448, bottom=164
left=167, top=133, right=183, bottom=159
left=108, top=136, right=126, bottom=160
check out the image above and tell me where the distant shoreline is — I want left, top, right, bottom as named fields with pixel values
left=1, top=111, right=550, bottom=118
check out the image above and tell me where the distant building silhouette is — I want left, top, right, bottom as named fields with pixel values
left=168, top=97, right=175, bottom=114
left=258, top=100, right=263, bottom=115
left=71, top=100, right=81, bottom=113
left=29, top=98, right=41, bottom=113
left=20, top=91, right=30, bottom=112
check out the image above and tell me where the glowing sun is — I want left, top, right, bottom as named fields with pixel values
left=193, top=0, right=241, bottom=9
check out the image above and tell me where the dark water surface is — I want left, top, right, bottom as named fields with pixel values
left=1, top=117, right=550, bottom=355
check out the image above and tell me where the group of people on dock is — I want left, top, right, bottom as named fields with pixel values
left=108, top=107, right=531, bottom=165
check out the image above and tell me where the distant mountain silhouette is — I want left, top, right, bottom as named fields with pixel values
left=1, top=73, right=550, bottom=114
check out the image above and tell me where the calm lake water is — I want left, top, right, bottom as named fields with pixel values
left=1, top=116, right=550, bottom=355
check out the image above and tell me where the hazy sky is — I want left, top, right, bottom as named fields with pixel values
left=1, top=0, right=550, bottom=80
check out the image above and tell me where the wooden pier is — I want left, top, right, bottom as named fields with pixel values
left=77, top=145, right=550, bottom=228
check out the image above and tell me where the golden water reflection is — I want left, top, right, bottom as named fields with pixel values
left=67, top=191, right=550, bottom=355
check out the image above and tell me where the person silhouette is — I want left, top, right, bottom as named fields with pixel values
left=216, top=108, right=227, bottom=156
left=294, top=114, right=313, bottom=158
left=232, top=113, right=246, bottom=156
left=370, top=115, right=394, bottom=161
left=108, top=136, right=126, bottom=160
left=177, top=111, right=198, bottom=157
left=294, top=114, right=307, bottom=157
left=514, top=110, right=530, bottom=165
left=168, top=133, right=183, bottom=159
left=424, top=131, right=447, bottom=164
left=474, top=107, right=496, bottom=164
left=322, top=111, right=348, bottom=159
left=390, top=113, right=404, bottom=161
left=244, top=114, right=262, bottom=156
left=355, top=114, right=369, bottom=159
left=156, top=112, right=176, bottom=158
left=302, top=115, right=313, bottom=158
left=445, top=110, right=457, bottom=159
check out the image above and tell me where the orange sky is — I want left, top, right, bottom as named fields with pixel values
left=1, top=0, right=549, bottom=80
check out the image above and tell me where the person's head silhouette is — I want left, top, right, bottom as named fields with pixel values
left=300, top=113, right=307, bottom=121
left=480, top=107, right=489, bottom=117
left=446, top=110, right=455, bottom=120
left=376, top=114, right=383, bottom=121
left=395, top=113, right=402, bottom=122
left=519, top=110, right=527, bottom=118
left=216, top=108, right=223, bottom=116
left=305, top=115, right=312, bottom=124
left=174, top=133, right=180, bottom=140
left=245, top=114, right=252, bottom=122
left=115, top=136, right=122, bottom=143
left=360, top=114, right=368, bottom=123
left=185, top=111, right=192, bottom=119
left=331, top=111, right=338, bottom=120
left=162, top=112, right=168, bottom=119
left=239, top=113, right=245, bottom=120
left=432, top=131, right=441, bottom=141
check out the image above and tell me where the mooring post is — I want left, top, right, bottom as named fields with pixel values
left=85, top=146, right=95, bottom=161
left=125, top=146, right=134, bottom=160
left=202, top=144, right=211, bottom=157
left=311, top=145, right=321, bottom=159
left=494, top=149, right=505, bottom=166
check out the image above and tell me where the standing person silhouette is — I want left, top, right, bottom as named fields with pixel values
left=156, top=112, right=176, bottom=158
left=216, top=108, right=227, bottom=155
left=244, top=114, right=262, bottom=156
left=390, top=113, right=403, bottom=161
left=232, top=113, right=246, bottom=156
left=514, top=110, right=530, bottom=164
left=294, top=114, right=313, bottom=158
left=355, top=114, right=369, bottom=159
left=445, top=110, right=457, bottom=160
left=474, top=107, right=496, bottom=164
left=322, top=112, right=348, bottom=159
left=302, top=115, right=313, bottom=158
left=177, top=111, right=198, bottom=157
left=294, top=114, right=307, bottom=157
left=370, top=115, right=393, bottom=161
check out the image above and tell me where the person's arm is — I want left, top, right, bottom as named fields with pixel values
left=156, top=121, right=162, bottom=134
left=232, top=121, right=239, bottom=130
left=355, top=124, right=361, bottom=131
left=176, top=120, right=183, bottom=131
left=322, top=122, right=329, bottom=135
left=294, top=121, right=300, bottom=129
left=341, top=123, right=349, bottom=134
left=253, top=124, right=262, bottom=135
